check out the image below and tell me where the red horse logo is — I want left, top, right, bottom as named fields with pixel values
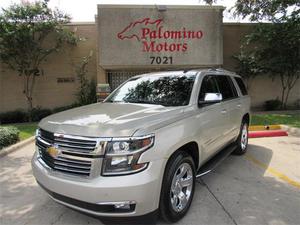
left=117, top=18, right=163, bottom=41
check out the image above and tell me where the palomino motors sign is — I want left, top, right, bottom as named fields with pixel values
left=98, top=5, right=224, bottom=68
left=117, top=18, right=204, bottom=53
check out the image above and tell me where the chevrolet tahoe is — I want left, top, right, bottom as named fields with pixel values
left=32, top=68, right=250, bottom=222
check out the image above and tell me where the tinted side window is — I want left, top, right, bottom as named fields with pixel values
left=234, top=77, right=248, bottom=95
left=215, top=76, right=237, bottom=100
left=199, top=75, right=219, bottom=101
left=228, top=77, right=239, bottom=97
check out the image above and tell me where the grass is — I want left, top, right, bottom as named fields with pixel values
left=251, top=114, right=300, bottom=128
left=2, top=122, right=38, bottom=141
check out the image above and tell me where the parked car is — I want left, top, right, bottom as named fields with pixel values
left=32, top=68, right=250, bottom=222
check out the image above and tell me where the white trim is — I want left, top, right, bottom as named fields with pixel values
left=98, top=4, right=225, bottom=10
left=65, top=22, right=96, bottom=26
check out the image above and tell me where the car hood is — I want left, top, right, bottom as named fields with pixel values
left=39, top=102, right=185, bottom=137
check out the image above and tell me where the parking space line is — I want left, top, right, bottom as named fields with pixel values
left=245, top=154, right=300, bottom=189
left=198, top=179, right=238, bottom=225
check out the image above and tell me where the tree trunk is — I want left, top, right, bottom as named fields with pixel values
left=283, top=74, right=299, bottom=109
left=26, top=96, right=33, bottom=122
left=283, top=88, right=291, bottom=109
left=23, top=70, right=36, bottom=122
left=279, top=74, right=287, bottom=109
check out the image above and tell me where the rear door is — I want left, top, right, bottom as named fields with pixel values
left=215, top=75, right=240, bottom=142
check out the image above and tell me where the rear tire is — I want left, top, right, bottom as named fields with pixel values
left=159, top=151, right=196, bottom=223
left=233, top=120, right=249, bottom=155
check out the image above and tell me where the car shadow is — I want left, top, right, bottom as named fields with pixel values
left=1, top=143, right=300, bottom=225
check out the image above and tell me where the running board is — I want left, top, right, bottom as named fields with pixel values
left=196, top=144, right=236, bottom=178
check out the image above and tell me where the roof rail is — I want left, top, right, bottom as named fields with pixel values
left=181, top=67, right=237, bottom=74
left=183, top=67, right=215, bottom=73
left=208, top=68, right=237, bottom=74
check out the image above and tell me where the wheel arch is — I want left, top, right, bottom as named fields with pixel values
left=242, top=113, right=250, bottom=124
left=167, top=141, right=200, bottom=170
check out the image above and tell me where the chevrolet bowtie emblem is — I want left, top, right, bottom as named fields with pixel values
left=46, top=145, right=61, bottom=158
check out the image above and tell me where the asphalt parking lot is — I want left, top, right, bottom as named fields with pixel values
left=1, top=136, right=300, bottom=225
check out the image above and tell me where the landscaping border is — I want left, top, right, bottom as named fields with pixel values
left=0, top=136, right=35, bottom=158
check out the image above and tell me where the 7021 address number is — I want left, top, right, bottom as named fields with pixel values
left=150, top=56, right=173, bottom=65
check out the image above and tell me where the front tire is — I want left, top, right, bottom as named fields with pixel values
left=159, top=151, right=196, bottom=223
left=233, top=121, right=249, bottom=155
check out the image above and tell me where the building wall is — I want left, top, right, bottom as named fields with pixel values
left=1, top=22, right=299, bottom=113
left=0, top=23, right=98, bottom=113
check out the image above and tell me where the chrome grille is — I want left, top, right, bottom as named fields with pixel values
left=36, top=129, right=105, bottom=177
left=40, top=129, right=97, bottom=153
left=36, top=138, right=91, bottom=177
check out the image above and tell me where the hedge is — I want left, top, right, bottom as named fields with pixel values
left=0, top=126, right=20, bottom=149
left=0, top=110, right=28, bottom=124
left=0, top=104, right=79, bottom=124
left=264, top=99, right=282, bottom=111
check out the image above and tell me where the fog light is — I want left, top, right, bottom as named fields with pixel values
left=114, top=202, right=131, bottom=210
left=97, top=201, right=136, bottom=213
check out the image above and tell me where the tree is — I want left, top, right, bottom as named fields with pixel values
left=75, top=51, right=97, bottom=106
left=201, top=0, right=216, bottom=5
left=233, top=1, right=300, bottom=109
left=0, top=0, right=79, bottom=120
left=233, top=51, right=263, bottom=89
left=204, top=0, right=300, bottom=109
left=233, top=0, right=300, bottom=22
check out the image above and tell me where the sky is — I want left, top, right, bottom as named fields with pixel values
left=0, top=0, right=247, bottom=23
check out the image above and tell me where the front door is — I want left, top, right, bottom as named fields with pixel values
left=196, top=75, right=229, bottom=162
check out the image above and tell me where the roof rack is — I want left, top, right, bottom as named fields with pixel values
left=182, top=67, right=212, bottom=73
left=208, top=68, right=237, bottom=74
left=182, top=67, right=236, bottom=74
left=152, top=67, right=237, bottom=74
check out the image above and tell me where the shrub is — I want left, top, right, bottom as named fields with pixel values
left=293, top=99, right=300, bottom=110
left=75, top=52, right=97, bottom=106
left=264, top=99, right=282, bottom=111
left=0, top=126, right=20, bottom=149
left=52, top=103, right=79, bottom=113
left=0, top=110, right=28, bottom=124
left=30, top=107, right=52, bottom=122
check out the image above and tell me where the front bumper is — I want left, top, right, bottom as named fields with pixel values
left=32, top=152, right=166, bottom=217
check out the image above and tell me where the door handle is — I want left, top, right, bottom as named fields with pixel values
left=221, top=109, right=227, bottom=114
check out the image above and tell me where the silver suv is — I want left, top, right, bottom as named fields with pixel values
left=32, top=69, right=250, bottom=222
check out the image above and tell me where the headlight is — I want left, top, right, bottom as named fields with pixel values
left=35, top=128, right=40, bottom=137
left=102, top=134, right=154, bottom=176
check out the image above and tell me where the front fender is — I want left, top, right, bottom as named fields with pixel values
left=138, top=122, right=203, bottom=168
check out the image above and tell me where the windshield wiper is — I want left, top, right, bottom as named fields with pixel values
left=125, top=99, right=172, bottom=107
left=108, top=99, right=174, bottom=107
left=105, top=100, right=124, bottom=103
left=125, top=100, right=153, bottom=104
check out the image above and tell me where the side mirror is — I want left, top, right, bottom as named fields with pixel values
left=198, top=93, right=222, bottom=106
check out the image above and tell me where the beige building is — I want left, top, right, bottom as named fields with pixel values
left=0, top=5, right=299, bottom=113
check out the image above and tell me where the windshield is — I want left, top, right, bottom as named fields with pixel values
left=106, top=73, right=196, bottom=106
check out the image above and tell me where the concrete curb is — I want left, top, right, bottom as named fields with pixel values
left=249, top=130, right=288, bottom=138
left=0, top=136, right=35, bottom=158
left=280, top=125, right=300, bottom=137
left=249, top=125, right=281, bottom=131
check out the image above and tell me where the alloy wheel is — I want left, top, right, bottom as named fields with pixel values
left=170, top=162, right=194, bottom=212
